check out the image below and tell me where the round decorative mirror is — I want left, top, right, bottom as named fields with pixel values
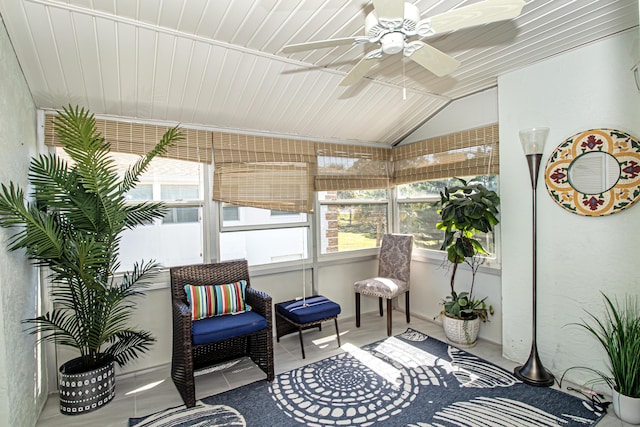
left=544, top=128, right=640, bottom=216
left=568, top=151, right=620, bottom=194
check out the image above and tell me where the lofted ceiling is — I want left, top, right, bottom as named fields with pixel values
left=0, top=0, right=638, bottom=147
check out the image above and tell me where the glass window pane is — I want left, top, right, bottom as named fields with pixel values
left=126, top=184, right=153, bottom=201
left=318, top=189, right=388, bottom=201
left=223, top=204, right=240, bottom=222
left=221, top=206, right=307, bottom=227
left=162, top=207, right=200, bottom=224
left=160, top=184, right=199, bottom=201
left=118, top=212, right=203, bottom=270
left=397, top=181, right=447, bottom=199
left=54, top=149, right=206, bottom=271
left=220, top=227, right=308, bottom=265
left=398, top=201, right=444, bottom=250
left=397, top=176, right=498, bottom=199
left=398, top=174, right=498, bottom=256
left=319, top=204, right=387, bottom=254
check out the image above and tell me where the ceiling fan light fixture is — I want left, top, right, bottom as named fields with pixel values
left=283, top=0, right=526, bottom=86
left=381, top=32, right=405, bottom=54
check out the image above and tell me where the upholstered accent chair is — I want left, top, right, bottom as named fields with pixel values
left=170, top=260, right=274, bottom=408
left=354, top=234, right=414, bottom=336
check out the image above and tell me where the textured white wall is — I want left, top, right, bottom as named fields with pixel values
left=499, top=28, right=640, bottom=388
left=401, top=87, right=498, bottom=143
left=0, top=16, right=46, bottom=427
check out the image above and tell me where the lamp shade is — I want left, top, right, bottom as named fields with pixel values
left=519, top=128, right=549, bottom=155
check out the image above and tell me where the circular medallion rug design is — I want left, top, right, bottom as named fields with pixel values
left=270, top=331, right=438, bottom=426
left=130, top=328, right=604, bottom=427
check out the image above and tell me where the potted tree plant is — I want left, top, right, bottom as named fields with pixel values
left=561, top=293, right=640, bottom=424
left=0, top=105, right=182, bottom=414
left=436, top=177, right=500, bottom=347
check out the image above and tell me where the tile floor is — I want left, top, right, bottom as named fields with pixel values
left=35, top=311, right=630, bottom=426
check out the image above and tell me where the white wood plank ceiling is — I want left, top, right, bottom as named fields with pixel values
left=0, top=0, right=637, bottom=146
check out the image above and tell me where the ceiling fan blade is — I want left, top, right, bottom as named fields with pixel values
left=372, top=0, right=405, bottom=19
left=408, top=42, right=460, bottom=77
left=339, top=56, right=380, bottom=86
left=428, top=0, right=525, bottom=34
left=281, top=37, right=358, bottom=54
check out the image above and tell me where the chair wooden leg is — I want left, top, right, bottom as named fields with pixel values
left=405, top=291, right=410, bottom=323
left=379, top=297, right=383, bottom=316
left=334, top=318, right=341, bottom=347
left=386, top=298, right=392, bottom=336
left=355, top=293, right=361, bottom=328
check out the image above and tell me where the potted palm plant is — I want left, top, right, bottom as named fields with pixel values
left=561, top=293, right=640, bottom=424
left=0, top=105, right=182, bottom=414
left=436, top=177, right=500, bottom=347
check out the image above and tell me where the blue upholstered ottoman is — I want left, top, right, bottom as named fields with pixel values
left=275, top=295, right=341, bottom=359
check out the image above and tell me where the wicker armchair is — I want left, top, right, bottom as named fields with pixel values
left=170, top=260, right=274, bottom=408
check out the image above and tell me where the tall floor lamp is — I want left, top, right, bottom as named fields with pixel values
left=514, top=127, right=555, bottom=387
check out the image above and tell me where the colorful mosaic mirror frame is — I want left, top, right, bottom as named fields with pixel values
left=544, top=128, right=640, bottom=216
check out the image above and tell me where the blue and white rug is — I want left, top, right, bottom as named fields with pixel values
left=130, top=329, right=603, bottom=426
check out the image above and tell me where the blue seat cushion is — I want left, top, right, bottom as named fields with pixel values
left=191, top=311, right=267, bottom=346
left=277, top=295, right=341, bottom=324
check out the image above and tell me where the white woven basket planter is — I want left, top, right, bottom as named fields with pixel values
left=442, top=314, right=480, bottom=348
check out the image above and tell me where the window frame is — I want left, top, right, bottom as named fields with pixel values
left=217, top=204, right=312, bottom=267
left=316, top=190, right=391, bottom=260
left=395, top=177, right=501, bottom=269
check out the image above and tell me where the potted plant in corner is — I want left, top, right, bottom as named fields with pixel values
left=0, top=105, right=182, bottom=415
left=561, top=293, right=640, bottom=424
left=436, top=177, right=500, bottom=347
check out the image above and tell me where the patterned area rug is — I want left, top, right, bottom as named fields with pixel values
left=130, top=329, right=603, bottom=426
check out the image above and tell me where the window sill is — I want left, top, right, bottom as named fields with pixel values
left=412, top=248, right=501, bottom=276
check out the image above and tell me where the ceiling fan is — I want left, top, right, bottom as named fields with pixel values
left=281, top=0, right=525, bottom=86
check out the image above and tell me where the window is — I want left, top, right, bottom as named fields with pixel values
left=397, top=175, right=498, bottom=256
left=126, top=184, right=153, bottom=201
left=53, top=149, right=205, bottom=271
left=318, top=190, right=388, bottom=254
left=219, top=205, right=309, bottom=266
left=78, top=151, right=205, bottom=271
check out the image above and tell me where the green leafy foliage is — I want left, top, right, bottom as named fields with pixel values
left=437, top=177, right=500, bottom=320
left=563, top=293, right=640, bottom=398
left=443, top=291, right=493, bottom=321
left=0, top=105, right=183, bottom=371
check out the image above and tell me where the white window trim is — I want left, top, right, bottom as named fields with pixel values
left=316, top=191, right=391, bottom=260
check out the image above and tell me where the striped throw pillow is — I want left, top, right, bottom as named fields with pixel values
left=184, top=280, right=250, bottom=321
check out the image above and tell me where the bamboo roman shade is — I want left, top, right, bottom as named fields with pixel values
left=393, top=124, right=499, bottom=185
left=44, top=114, right=212, bottom=164
left=315, top=143, right=391, bottom=191
left=45, top=112, right=499, bottom=213
left=212, top=132, right=316, bottom=213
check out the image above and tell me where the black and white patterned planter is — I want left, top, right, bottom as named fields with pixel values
left=58, top=357, right=115, bottom=415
